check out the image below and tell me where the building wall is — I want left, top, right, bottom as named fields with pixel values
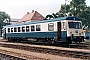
left=11, top=18, right=20, bottom=24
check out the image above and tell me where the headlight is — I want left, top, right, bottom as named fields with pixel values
left=75, top=30, right=78, bottom=33
left=81, top=32, right=84, bottom=35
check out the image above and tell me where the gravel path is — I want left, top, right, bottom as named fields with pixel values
left=0, top=46, right=82, bottom=60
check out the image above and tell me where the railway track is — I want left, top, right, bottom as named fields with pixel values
left=0, top=49, right=45, bottom=60
left=14, top=41, right=90, bottom=50
left=68, top=42, right=90, bottom=49
left=1, top=39, right=90, bottom=50
left=0, top=52, right=26, bottom=60
left=14, top=39, right=90, bottom=50
left=0, top=41, right=90, bottom=60
left=75, top=40, right=90, bottom=49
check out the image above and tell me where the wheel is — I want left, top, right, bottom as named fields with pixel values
left=16, top=38, right=21, bottom=42
left=49, top=39, right=56, bottom=45
left=7, top=37, right=11, bottom=42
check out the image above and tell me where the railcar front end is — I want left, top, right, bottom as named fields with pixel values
left=57, top=17, right=85, bottom=45
left=66, top=21, right=84, bottom=44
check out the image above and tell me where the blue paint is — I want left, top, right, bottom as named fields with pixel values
left=61, top=31, right=67, bottom=38
left=61, top=31, right=67, bottom=42
left=6, top=31, right=67, bottom=41
left=6, top=32, right=57, bottom=38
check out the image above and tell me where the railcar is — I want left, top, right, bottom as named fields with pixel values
left=2, top=16, right=85, bottom=45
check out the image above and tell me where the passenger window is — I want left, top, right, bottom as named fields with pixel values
left=31, top=25, right=35, bottom=31
left=22, top=27, right=25, bottom=32
left=11, top=28, right=13, bottom=32
left=14, top=27, right=17, bottom=32
left=36, top=25, right=41, bottom=31
left=62, top=22, right=66, bottom=30
left=18, top=27, right=20, bottom=32
left=8, top=28, right=10, bottom=32
left=48, top=23, right=54, bottom=31
left=26, top=26, right=29, bottom=32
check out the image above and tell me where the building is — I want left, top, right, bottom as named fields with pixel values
left=10, top=18, right=20, bottom=24
left=18, top=10, right=44, bottom=23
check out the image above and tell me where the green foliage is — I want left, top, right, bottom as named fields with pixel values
left=0, top=11, right=11, bottom=28
left=45, top=14, right=53, bottom=19
left=0, top=11, right=11, bottom=36
left=45, top=0, right=90, bottom=29
left=59, top=4, right=71, bottom=16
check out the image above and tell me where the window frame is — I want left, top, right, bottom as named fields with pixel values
left=8, top=28, right=10, bottom=33
left=31, top=25, right=35, bottom=31
left=14, top=27, right=17, bottom=32
left=48, top=23, right=54, bottom=31
left=36, top=25, right=41, bottom=31
left=62, top=22, right=66, bottom=30
left=22, top=26, right=25, bottom=32
left=68, top=22, right=82, bottom=29
left=11, top=28, right=13, bottom=32
left=26, top=26, right=29, bottom=32
left=18, top=27, right=21, bottom=32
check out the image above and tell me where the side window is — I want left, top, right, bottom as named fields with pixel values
left=8, top=28, right=10, bottom=33
left=48, top=23, right=54, bottom=31
left=18, top=27, right=20, bottom=32
left=36, top=25, right=41, bottom=31
left=26, top=26, right=29, bottom=32
left=22, top=27, right=25, bottom=32
left=11, top=28, right=13, bottom=32
left=14, top=27, right=17, bottom=32
left=62, top=22, right=66, bottom=30
left=31, top=25, right=35, bottom=31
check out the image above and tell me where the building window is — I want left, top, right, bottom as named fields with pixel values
left=8, top=28, right=10, bottom=32
left=48, top=23, right=54, bottom=31
left=22, top=27, right=25, bottom=32
left=11, top=28, right=13, bottom=32
left=18, top=27, right=20, bottom=32
left=31, top=25, right=35, bottom=31
left=14, top=27, right=17, bottom=32
left=26, top=26, right=29, bottom=32
left=36, top=25, right=41, bottom=31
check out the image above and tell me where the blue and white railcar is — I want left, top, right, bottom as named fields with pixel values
left=3, top=16, right=84, bottom=44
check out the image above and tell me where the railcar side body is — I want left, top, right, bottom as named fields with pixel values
left=2, top=16, right=84, bottom=45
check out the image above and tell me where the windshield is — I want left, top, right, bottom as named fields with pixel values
left=68, top=22, right=82, bottom=29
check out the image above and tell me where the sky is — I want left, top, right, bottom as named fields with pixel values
left=0, top=0, right=90, bottom=19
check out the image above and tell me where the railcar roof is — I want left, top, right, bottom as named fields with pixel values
left=4, top=16, right=80, bottom=27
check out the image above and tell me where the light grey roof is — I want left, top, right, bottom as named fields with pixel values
left=5, top=16, right=80, bottom=28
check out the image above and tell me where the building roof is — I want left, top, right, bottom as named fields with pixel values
left=18, top=10, right=44, bottom=23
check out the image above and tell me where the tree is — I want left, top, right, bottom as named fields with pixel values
left=45, top=14, right=53, bottom=19
left=0, top=11, right=11, bottom=36
left=52, top=13, right=57, bottom=18
left=69, top=0, right=90, bottom=29
left=0, top=11, right=11, bottom=28
left=70, top=0, right=86, bottom=16
left=57, top=0, right=90, bottom=28
left=59, top=4, right=71, bottom=16
left=45, top=4, right=70, bottom=19
left=45, top=0, right=90, bottom=29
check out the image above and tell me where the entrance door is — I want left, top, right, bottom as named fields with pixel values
left=57, top=22, right=61, bottom=40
